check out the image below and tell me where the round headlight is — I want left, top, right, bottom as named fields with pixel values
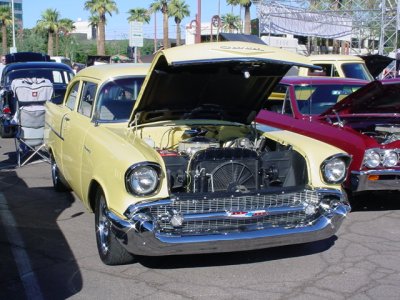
left=322, top=157, right=347, bottom=184
left=126, top=164, right=160, bottom=196
left=382, top=150, right=398, bottom=167
left=364, top=149, right=380, bottom=168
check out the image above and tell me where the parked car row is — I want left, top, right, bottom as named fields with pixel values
left=6, top=44, right=399, bottom=266
left=0, top=52, right=74, bottom=138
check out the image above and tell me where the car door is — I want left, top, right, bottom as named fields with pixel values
left=61, top=80, right=98, bottom=197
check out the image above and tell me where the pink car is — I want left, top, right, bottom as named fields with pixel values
left=256, top=76, right=400, bottom=195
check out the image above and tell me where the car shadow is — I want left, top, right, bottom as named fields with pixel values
left=136, top=235, right=337, bottom=269
left=349, top=191, right=400, bottom=212
left=0, top=169, right=82, bottom=299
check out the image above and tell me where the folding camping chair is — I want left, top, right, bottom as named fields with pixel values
left=11, top=78, right=54, bottom=167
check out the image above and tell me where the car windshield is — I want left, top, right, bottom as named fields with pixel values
left=95, top=77, right=145, bottom=122
left=342, top=63, right=373, bottom=81
left=295, top=84, right=364, bottom=115
left=5, top=68, right=73, bottom=86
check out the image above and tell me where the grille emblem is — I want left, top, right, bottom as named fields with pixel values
left=227, top=210, right=267, bottom=218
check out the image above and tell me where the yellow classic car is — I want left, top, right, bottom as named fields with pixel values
left=297, top=54, right=374, bottom=81
left=45, top=42, right=351, bottom=265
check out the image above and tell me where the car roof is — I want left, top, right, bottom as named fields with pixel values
left=74, top=63, right=150, bottom=81
left=280, top=76, right=369, bottom=85
left=3, top=61, right=74, bottom=72
left=308, top=54, right=365, bottom=62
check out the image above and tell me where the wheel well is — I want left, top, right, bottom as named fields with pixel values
left=48, top=148, right=54, bottom=159
left=88, top=180, right=102, bottom=212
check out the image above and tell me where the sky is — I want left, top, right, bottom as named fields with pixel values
left=22, top=0, right=257, bottom=40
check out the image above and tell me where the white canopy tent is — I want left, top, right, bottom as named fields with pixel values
left=258, top=2, right=353, bottom=41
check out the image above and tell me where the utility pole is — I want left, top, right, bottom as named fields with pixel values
left=195, top=0, right=201, bottom=43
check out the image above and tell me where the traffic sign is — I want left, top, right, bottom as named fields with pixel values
left=129, top=21, right=143, bottom=47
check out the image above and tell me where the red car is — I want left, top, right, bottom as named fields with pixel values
left=256, top=76, right=400, bottom=195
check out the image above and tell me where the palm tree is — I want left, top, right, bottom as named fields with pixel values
left=168, top=0, right=190, bottom=46
left=88, top=14, right=100, bottom=51
left=0, top=5, right=12, bottom=55
left=84, top=0, right=118, bottom=55
left=127, top=8, right=150, bottom=23
left=36, top=8, right=60, bottom=56
left=55, top=18, right=75, bottom=56
left=221, top=13, right=241, bottom=33
left=226, top=0, right=252, bottom=35
left=149, top=0, right=170, bottom=49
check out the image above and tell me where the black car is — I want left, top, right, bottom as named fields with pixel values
left=0, top=60, right=74, bottom=138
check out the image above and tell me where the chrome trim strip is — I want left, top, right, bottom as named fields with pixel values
left=106, top=202, right=349, bottom=256
left=351, top=169, right=400, bottom=192
left=352, top=169, right=400, bottom=176
left=183, top=205, right=306, bottom=221
left=45, top=121, right=64, bottom=141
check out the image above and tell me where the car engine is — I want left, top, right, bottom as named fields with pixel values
left=152, top=128, right=308, bottom=194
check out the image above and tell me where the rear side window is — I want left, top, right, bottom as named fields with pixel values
left=65, top=82, right=80, bottom=110
left=78, top=82, right=97, bottom=117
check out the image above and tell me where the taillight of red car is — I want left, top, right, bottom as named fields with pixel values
left=2, top=106, right=11, bottom=114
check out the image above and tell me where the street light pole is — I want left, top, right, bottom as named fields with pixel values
left=11, top=0, right=16, bottom=53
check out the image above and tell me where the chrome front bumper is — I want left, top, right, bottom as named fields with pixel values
left=106, top=189, right=350, bottom=256
left=351, top=169, right=400, bottom=192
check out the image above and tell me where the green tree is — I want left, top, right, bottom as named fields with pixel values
left=36, top=8, right=60, bottom=56
left=168, top=0, right=190, bottom=46
left=0, top=4, right=12, bottom=54
left=221, top=13, right=241, bottom=33
left=16, top=28, right=47, bottom=53
left=149, top=0, right=170, bottom=49
left=84, top=0, right=118, bottom=55
left=56, top=18, right=75, bottom=56
left=127, top=8, right=150, bottom=23
left=226, top=0, right=252, bottom=34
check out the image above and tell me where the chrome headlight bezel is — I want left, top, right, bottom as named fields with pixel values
left=125, top=162, right=162, bottom=196
left=382, top=150, right=398, bottom=167
left=321, top=154, right=351, bottom=184
left=363, top=149, right=380, bottom=168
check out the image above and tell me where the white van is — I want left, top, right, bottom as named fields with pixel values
left=50, top=56, right=72, bottom=68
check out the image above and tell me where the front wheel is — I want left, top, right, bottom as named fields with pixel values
left=51, top=155, right=69, bottom=192
left=95, top=189, right=134, bottom=265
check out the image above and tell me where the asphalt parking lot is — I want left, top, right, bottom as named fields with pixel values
left=1, top=137, right=400, bottom=300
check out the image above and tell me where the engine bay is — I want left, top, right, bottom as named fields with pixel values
left=326, top=114, right=400, bottom=145
left=136, top=124, right=308, bottom=194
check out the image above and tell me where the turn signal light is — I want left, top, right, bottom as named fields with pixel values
left=367, top=175, right=379, bottom=181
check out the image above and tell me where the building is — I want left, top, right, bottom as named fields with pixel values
left=72, top=18, right=95, bottom=40
left=0, top=0, right=23, bottom=30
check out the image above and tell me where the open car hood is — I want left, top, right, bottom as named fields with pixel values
left=132, top=41, right=317, bottom=125
left=321, top=79, right=400, bottom=115
left=359, top=54, right=394, bottom=78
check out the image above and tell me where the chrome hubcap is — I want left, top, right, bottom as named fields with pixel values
left=97, top=197, right=110, bottom=255
left=51, top=161, right=58, bottom=185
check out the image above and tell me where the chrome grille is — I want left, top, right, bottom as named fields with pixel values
left=148, top=190, right=321, bottom=235
left=160, top=211, right=307, bottom=235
